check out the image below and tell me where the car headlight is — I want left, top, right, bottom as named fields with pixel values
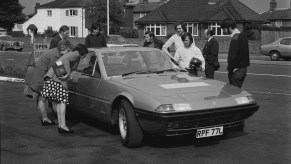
left=155, top=103, right=192, bottom=113
left=235, top=96, right=255, bottom=104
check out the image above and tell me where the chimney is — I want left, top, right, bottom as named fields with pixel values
left=35, top=3, right=40, bottom=14
left=270, top=0, right=277, bottom=11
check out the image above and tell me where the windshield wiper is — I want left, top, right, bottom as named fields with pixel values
left=122, top=70, right=152, bottom=77
left=154, top=68, right=182, bottom=74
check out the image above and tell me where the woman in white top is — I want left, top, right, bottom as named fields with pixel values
left=174, top=32, right=205, bottom=75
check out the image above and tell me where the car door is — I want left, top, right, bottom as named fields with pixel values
left=68, top=52, right=109, bottom=121
left=279, top=38, right=291, bottom=57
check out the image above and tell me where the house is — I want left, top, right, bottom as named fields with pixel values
left=22, top=0, right=91, bottom=37
left=260, top=0, right=291, bottom=27
left=135, top=0, right=267, bottom=39
left=0, top=27, right=7, bottom=35
left=133, top=0, right=163, bottom=29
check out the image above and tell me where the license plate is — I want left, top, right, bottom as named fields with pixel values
left=196, top=126, right=223, bottom=138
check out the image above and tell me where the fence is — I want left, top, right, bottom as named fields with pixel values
left=261, top=30, right=291, bottom=45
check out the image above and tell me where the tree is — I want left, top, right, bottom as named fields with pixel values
left=0, top=0, right=26, bottom=32
left=86, top=0, right=125, bottom=34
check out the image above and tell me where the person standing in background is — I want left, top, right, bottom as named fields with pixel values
left=143, top=31, right=164, bottom=50
left=220, top=18, right=250, bottom=88
left=49, top=25, right=70, bottom=49
left=85, top=22, right=107, bottom=48
left=162, top=21, right=195, bottom=58
left=203, top=28, right=219, bottom=79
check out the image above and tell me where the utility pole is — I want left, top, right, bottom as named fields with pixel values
left=107, top=0, right=109, bottom=36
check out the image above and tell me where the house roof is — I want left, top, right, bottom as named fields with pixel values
left=133, top=2, right=161, bottom=13
left=37, top=0, right=91, bottom=9
left=260, top=8, right=291, bottom=20
left=136, top=0, right=267, bottom=24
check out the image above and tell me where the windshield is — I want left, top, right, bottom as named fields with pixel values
left=102, top=50, right=178, bottom=77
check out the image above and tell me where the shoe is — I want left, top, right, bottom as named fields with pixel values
left=58, top=127, right=74, bottom=134
left=41, top=120, right=56, bottom=126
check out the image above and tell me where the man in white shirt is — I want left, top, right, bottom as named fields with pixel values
left=174, top=32, right=205, bottom=76
left=162, top=21, right=195, bottom=58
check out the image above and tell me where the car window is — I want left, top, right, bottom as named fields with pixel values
left=77, top=52, right=100, bottom=77
left=102, top=50, right=175, bottom=77
left=280, top=39, right=291, bottom=45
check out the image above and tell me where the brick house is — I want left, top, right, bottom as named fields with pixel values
left=135, top=0, right=267, bottom=40
left=260, top=0, right=291, bottom=27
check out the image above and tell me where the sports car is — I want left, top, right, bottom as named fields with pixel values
left=67, top=47, right=259, bottom=148
left=0, top=35, right=24, bottom=52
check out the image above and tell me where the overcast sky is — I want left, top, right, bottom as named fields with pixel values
left=19, top=0, right=291, bottom=15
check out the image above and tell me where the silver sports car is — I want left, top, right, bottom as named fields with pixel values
left=67, top=47, right=259, bottom=148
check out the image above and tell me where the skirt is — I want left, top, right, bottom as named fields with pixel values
left=40, top=78, right=69, bottom=104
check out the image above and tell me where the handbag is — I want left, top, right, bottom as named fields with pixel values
left=23, top=83, right=33, bottom=98
left=52, top=61, right=66, bottom=77
left=213, top=61, right=220, bottom=71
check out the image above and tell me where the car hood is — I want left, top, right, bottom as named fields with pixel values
left=112, top=74, right=250, bottom=106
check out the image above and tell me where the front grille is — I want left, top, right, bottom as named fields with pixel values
left=167, top=113, right=252, bottom=130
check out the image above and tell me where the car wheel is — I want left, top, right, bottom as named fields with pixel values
left=1, top=45, right=7, bottom=51
left=235, top=120, right=245, bottom=131
left=270, top=51, right=280, bottom=61
left=118, top=99, right=143, bottom=148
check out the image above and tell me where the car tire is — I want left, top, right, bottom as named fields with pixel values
left=235, top=120, right=245, bottom=131
left=270, top=51, right=280, bottom=61
left=1, top=45, right=7, bottom=51
left=118, top=99, right=143, bottom=148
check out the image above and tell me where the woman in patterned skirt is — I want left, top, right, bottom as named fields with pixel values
left=41, top=44, right=88, bottom=134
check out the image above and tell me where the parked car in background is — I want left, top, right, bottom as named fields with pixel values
left=0, top=35, right=24, bottom=52
left=107, top=35, right=138, bottom=48
left=260, top=37, right=291, bottom=61
left=67, top=47, right=259, bottom=148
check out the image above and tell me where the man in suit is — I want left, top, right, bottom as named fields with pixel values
left=143, top=31, right=164, bottom=50
left=220, top=18, right=250, bottom=88
left=49, top=25, right=70, bottom=49
left=203, top=28, right=219, bottom=79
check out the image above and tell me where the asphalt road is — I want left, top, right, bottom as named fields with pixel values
left=1, top=63, right=291, bottom=164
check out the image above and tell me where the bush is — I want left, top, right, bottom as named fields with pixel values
left=118, top=28, right=138, bottom=38
left=0, top=64, right=27, bottom=78
left=7, top=31, right=26, bottom=37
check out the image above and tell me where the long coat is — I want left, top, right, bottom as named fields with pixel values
left=49, top=34, right=62, bottom=49
left=25, top=48, right=61, bottom=92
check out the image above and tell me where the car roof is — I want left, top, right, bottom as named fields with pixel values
left=88, top=47, right=161, bottom=53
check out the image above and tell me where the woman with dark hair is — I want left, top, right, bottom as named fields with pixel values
left=41, top=43, right=88, bottom=134
left=174, top=32, right=205, bottom=76
left=85, top=22, right=107, bottom=48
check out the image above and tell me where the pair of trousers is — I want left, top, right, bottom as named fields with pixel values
left=205, top=63, right=215, bottom=79
left=228, top=68, right=247, bottom=88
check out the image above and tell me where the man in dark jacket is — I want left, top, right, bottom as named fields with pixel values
left=143, top=31, right=164, bottom=50
left=203, top=28, right=219, bottom=79
left=49, top=25, right=70, bottom=49
left=85, top=22, right=107, bottom=48
left=220, top=18, right=250, bottom=88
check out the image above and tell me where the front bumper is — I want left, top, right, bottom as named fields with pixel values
left=135, top=103, right=259, bottom=136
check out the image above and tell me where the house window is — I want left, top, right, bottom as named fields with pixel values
left=208, top=23, right=226, bottom=36
left=185, top=23, right=198, bottom=36
left=275, top=21, right=282, bottom=27
left=70, top=26, right=78, bottom=37
left=47, top=10, right=52, bottom=16
left=66, top=9, right=78, bottom=16
left=144, top=24, right=166, bottom=36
